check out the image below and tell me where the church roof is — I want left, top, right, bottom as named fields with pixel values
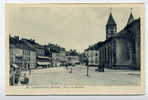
left=106, top=13, right=116, bottom=25
left=127, top=12, right=134, bottom=25
left=117, top=18, right=140, bottom=39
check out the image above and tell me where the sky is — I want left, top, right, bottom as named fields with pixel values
left=7, top=4, right=141, bottom=53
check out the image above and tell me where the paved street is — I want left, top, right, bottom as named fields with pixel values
left=28, top=65, right=140, bottom=86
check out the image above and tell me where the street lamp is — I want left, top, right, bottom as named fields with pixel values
left=85, top=56, right=89, bottom=77
left=86, top=65, right=89, bottom=76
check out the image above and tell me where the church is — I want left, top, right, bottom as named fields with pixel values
left=98, top=10, right=140, bottom=70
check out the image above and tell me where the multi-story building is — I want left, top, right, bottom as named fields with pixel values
left=52, top=51, right=67, bottom=67
left=67, top=55, right=80, bottom=65
left=85, top=50, right=99, bottom=66
left=10, top=43, right=17, bottom=66
left=22, top=39, right=51, bottom=68
left=29, top=50, right=36, bottom=69
left=10, top=36, right=36, bottom=70
left=36, top=56, right=51, bottom=68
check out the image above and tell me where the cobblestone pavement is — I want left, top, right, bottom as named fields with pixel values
left=28, top=65, right=140, bottom=86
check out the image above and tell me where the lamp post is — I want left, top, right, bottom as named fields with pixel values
left=85, top=57, right=89, bottom=77
left=86, top=65, right=89, bottom=76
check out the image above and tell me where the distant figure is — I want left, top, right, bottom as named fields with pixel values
left=20, top=71, right=29, bottom=85
left=69, top=64, right=73, bottom=73
left=69, top=67, right=72, bottom=73
left=72, top=63, right=75, bottom=67
left=65, top=64, right=68, bottom=71
left=29, top=68, right=31, bottom=75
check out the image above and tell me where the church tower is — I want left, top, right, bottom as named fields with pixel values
left=106, top=10, right=117, bottom=39
left=127, top=9, right=134, bottom=25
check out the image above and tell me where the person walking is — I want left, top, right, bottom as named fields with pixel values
left=65, top=64, right=68, bottom=71
left=29, top=68, right=31, bottom=75
left=69, top=63, right=73, bottom=73
left=69, top=67, right=72, bottom=73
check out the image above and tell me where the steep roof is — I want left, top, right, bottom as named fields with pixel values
left=9, top=36, right=36, bottom=51
left=85, top=42, right=104, bottom=51
left=21, top=39, right=37, bottom=51
left=106, top=13, right=116, bottom=25
left=21, top=39, right=44, bottom=50
left=117, top=18, right=140, bottom=38
left=127, top=12, right=134, bottom=25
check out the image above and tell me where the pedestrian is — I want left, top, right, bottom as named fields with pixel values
left=72, top=63, right=75, bottom=67
left=69, top=67, right=72, bottom=73
left=20, top=72, right=29, bottom=85
left=65, top=64, right=68, bottom=71
left=69, top=64, right=73, bottom=73
left=29, top=68, right=31, bottom=75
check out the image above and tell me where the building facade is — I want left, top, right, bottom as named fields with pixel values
left=22, top=39, right=51, bottom=68
left=36, top=56, right=51, bottom=68
left=52, top=51, right=67, bottom=67
left=67, top=55, right=80, bottom=65
left=29, top=50, right=37, bottom=69
left=98, top=12, right=140, bottom=70
left=10, top=36, right=37, bottom=70
left=85, top=50, right=99, bottom=66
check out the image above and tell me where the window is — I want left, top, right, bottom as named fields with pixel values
left=108, top=29, right=111, bottom=33
left=96, top=53, right=98, bottom=56
left=95, top=57, right=98, bottom=63
left=90, top=59, right=94, bottom=64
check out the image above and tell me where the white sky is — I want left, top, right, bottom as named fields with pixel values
left=8, top=5, right=140, bottom=53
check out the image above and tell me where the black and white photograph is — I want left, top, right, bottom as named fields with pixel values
left=5, top=3, right=144, bottom=95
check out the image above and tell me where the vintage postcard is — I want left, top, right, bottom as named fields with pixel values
left=5, top=3, right=144, bottom=95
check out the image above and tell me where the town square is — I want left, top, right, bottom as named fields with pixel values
left=8, top=5, right=141, bottom=87
left=28, top=66, right=140, bottom=86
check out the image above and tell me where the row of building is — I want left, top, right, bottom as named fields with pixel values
left=10, top=36, right=80, bottom=70
left=52, top=51, right=80, bottom=67
left=85, top=11, right=140, bottom=70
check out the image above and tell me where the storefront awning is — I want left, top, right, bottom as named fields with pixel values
left=37, top=62, right=50, bottom=65
left=12, top=64, right=19, bottom=68
left=37, top=56, right=50, bottom=59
